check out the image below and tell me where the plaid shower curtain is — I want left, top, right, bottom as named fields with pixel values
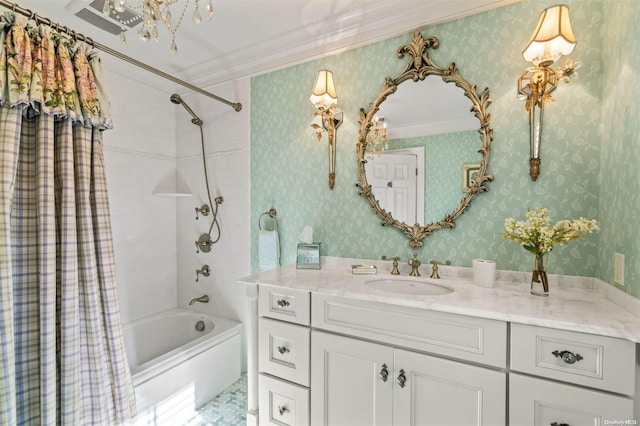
left=0, top=12, right=136, bottom=425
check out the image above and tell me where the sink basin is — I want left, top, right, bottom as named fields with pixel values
left=364, top=278, right=453, bottom=296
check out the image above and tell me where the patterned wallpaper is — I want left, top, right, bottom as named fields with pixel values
left=251, top=0, right=639, bottom=298
left=598, top=0, right=640, bottom=297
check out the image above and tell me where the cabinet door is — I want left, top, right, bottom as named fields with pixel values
left=394, top=349, right=506, bottom=426
left=311, top=330, right=393, bottom=426
left=510, top=373, right=633, bottom=426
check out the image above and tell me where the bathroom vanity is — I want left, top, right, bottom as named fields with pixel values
left=241, top=259, right=640, bottom=426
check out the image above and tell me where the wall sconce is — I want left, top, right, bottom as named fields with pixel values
left=310, top=70, right=343, bottom=189
left=518, top=4, right=578, bottom=181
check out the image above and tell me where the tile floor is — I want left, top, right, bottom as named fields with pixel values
left=184, top=374, right=247, bottom=426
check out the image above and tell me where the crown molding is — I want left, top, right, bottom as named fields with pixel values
left=184, top=0, right=520, bottom=87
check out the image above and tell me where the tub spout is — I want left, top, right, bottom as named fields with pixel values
left=189, top=295, right=210, bottom=305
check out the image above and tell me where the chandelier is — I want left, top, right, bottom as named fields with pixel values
left=102, top=0, right=214, bottom=54
left=365, top=117, right=390, bottom=159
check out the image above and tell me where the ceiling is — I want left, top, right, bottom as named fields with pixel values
left=7, top=0, right=519, bottom=89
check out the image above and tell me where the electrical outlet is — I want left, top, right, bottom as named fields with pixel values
left=614, top=252, right=625, bottom=286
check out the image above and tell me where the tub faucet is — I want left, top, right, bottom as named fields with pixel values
left=189, top=295, right=209, bottom=305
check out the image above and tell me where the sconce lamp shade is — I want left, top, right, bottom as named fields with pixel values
left=310, top=70, right=338, bottom=108
left=522, top=4, right=576, bottom=66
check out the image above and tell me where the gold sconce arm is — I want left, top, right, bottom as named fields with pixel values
left=310, top=70, right=342, bottom=189
left=518, top=4, right=577, bottom=181
left=518, top=65, right=559, bottom=181
left=312, top=106, right=343, bottom=189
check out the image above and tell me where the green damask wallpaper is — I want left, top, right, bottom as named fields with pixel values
left=251, top=0, right=639, bottom=298
left=598, top=1, right=640, bottom=297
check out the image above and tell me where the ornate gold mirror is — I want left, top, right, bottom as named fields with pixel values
left=356, top=31, right=493, bottom=248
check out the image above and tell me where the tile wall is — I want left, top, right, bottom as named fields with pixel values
left=175, top=82, right=251, bottom=368
left=100, top=57, right=252, bottom=357
left=101, top=57, right=179, bottom=323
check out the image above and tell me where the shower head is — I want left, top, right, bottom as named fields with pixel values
left=170, top=93, right=203, bottom=126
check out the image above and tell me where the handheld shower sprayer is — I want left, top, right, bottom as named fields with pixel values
left=170, top=93, right=203, bottom=126
left=170, top=94, right=223, bottom=249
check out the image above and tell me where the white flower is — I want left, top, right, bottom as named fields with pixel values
left=500, top=208, right=599, bottom=254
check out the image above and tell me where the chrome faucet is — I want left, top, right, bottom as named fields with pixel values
left=189, top=294, right=209, bottom=305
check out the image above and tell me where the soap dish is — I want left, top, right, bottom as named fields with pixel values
left=351, top=264, right=378, bottom=275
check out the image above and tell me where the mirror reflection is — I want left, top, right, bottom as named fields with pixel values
left=356, top=31, right=494, bottom=248
left=364, top=77, right=482, bottom=225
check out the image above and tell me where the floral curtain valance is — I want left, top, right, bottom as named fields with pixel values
left=0, top=12, right=112, bottom=129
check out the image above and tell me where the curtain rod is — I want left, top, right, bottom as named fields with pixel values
left=0, top=0, right=242, bottom=112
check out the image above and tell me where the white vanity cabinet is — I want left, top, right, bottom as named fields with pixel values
left=310, top=294, right=507, bottom=426
left=310, top=330, right=506, bottom=426
left=310, top=331, right=393, bottom=426
left=257, top=286, right=312, bottom=426
left=509, top=323, right=636, bottom=424
left=250, top=282, right=639, bottom=426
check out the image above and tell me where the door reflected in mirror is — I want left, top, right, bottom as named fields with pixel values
left=365, top=147, right=424, bottom=225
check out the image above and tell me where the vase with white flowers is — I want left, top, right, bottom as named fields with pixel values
left=500, top=208, right=599, bottom=296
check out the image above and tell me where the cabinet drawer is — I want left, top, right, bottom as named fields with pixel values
left=511, top=323, right=636, bottom=395
left=259, top=374, right=309, bottom=426
left=259, top=318, right=310, bottom=386
left=312, top=293, right=507, bottom=367
left=510, top=373, right=633, bottom=425
left=259, top=285, right=310, bottom=325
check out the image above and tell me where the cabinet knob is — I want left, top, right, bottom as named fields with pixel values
left=278, top=405, right=290, bottom=416
left=550, top=422, right=570, bottom=426
left=277, top=346, right=290, bottom=355
left=396, top=369, right=407, bottom=388
left=378, top=364, right=389, bottom=382
left=276, top=299, right=290, bottom=308
left=552, top=350, right=583, bottom=364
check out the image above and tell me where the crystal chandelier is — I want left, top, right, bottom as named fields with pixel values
left=102, top=0, right=214, bottom=54
left=365, top=117, right=390, bottom=159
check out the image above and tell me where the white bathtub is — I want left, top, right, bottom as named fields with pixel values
left=123, top=308, right=242, bottom=425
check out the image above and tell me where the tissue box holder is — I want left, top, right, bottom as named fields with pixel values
left=296, top=243, right=320, bottom=269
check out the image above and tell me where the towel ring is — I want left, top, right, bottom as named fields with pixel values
left=258, top=209, right=278, bottom=231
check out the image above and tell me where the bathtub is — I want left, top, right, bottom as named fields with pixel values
left=123, top=308, right=242, bottom=425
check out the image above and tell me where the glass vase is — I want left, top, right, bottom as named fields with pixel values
left=531, top=252, right=549, bottom=296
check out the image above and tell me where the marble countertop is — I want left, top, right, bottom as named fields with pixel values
left=239, top=257, right=640, bottom=343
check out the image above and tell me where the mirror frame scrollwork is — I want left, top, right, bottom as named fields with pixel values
left=356, top=31, right=494, bottom=248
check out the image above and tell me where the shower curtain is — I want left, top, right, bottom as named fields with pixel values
left=0, top=13, right=135, bottom=425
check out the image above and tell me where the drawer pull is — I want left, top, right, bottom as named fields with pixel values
left=278, top=405, right=290, bottom=416
left=276, top=299, right=290, bottom=308
left=550, top=423, right=569, bottom=426
left=379, top=364, right=389, bottom=382
left=396, top=369, right=407, bottom=388
left=277, top=345, right=290, bottom=355
left=552, top=350, right=583, bottom=364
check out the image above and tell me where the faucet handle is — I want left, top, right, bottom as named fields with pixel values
left=381, top=255, right=401, bottom=275
left=195, top=233, right=213, bottom=253
left=429, top=260, right=451, bottom=279
left=195, top=204, right=210, bottom=220
left=196, top=265, right=211, bottom=282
